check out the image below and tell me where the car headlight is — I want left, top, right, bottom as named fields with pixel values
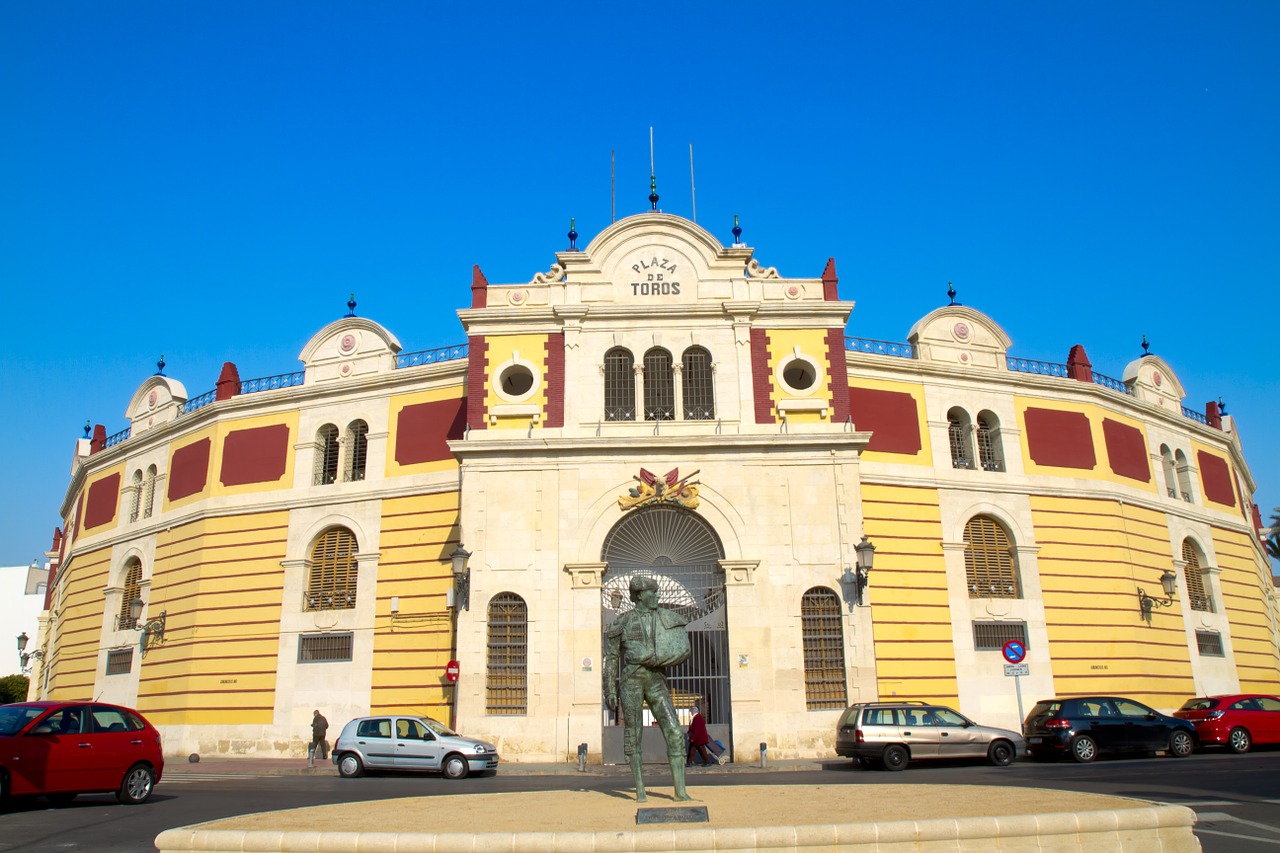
left=473, top=745, right=488, bottom=754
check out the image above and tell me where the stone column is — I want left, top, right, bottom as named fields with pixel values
left=564, top=562, right=606, bottom=761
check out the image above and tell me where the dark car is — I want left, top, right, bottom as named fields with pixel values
left=1174, top=694, right=1280, bottom=754
left=1023, top=696, right=1196, bottom=763
left=0, top=701, right=164, bottom=804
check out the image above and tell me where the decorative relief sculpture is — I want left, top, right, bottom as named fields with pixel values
left=618, top=468, right=701, bottom=511
left=529, top=263, right=564, bottom=284
left=745, top=258, right=780, bottom=279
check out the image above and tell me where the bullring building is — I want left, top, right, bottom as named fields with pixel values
left=29, top=210, right=1278, bottom=763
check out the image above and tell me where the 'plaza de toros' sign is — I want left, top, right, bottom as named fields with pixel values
left=629, top=255, right=681, bottom=296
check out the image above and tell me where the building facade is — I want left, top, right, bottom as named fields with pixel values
left=31, top=212, right=1278, bottom=762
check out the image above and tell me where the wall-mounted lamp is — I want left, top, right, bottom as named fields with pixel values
left=450, top=544, right=472, bottom=612
left=128, top=597, right=167, bottom=654
left=17, top=633, right=43, bottom=673
left=840, top=535, right=876, bottom=610
left=1137, top=570, right=1178, bottom=625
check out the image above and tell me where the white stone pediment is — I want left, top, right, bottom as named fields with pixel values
left=1123, top=354, right=1186, bottom=408
left=907, top=306, right=1012, bottom=369
left=126, top=376, right=189, bottom=436
left=298, top=317, right=402, bottom=384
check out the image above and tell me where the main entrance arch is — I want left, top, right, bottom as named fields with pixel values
left=600, top=506, right=730, bottom=763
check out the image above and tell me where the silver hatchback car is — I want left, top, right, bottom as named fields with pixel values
left=332, top=714, right=499, bottom=779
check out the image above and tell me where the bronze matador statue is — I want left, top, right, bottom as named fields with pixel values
left=603, top=575, right=692, bottom=802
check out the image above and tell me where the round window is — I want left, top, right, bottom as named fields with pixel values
left=781, top=359, right=818, bottom=393
left=498, top=364, right=535, bottom=398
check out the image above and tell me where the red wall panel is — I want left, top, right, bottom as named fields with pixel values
left=1197, top=450, right=1236, bottom=507
left=396, top=398, right=467, bottom=465
left=83, top=473, right=120, bottom=529
left=1102, top=419, right=1150, bottom=483
left=168, top=438, right=211, bottom=501
left=848, top=387, right=922, bottom=454
left=220, top=424, right=290, bottom=487
left=1024, top=408, right=1096, bottom=469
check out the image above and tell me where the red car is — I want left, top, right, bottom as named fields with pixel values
left=0, top=701, right=164, bottom=804
left=1173, top=694, right=1280, bottom=754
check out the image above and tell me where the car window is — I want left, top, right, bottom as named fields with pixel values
left=1114, top=699, right=1151, bottom=718
left=90, top=706, right=134, bottom=733
left=864, top=708, right=899, bottom=726
left=934, top=708, right=968, bottom=726
left=357, top=718, right=391, bottom=738
left=1079, top=700, right=1105, bottom=717
left=0, top=705, right=45, bottom=735
left=1256, top=697, right=1280, bottom=712
left=122, top=711, right=147, bottom=731
left=1029, top=701, right=1060, bottom=717
left=904, top=708, right=933, bottom=726
left=397, top=719, right=434, bottom=740
left=41, top=707, right=85, bottom=735
left=1229, top=699, right=1256, bottom=711
left=1179, top=698, right=1215, bottom=711
left=421, top=717, right=457, bottom=737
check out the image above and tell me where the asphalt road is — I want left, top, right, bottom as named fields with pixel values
left=1, top=750, right=1278, bottom=853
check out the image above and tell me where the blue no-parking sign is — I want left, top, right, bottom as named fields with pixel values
left=1002, top=639, right=1026, bottom=664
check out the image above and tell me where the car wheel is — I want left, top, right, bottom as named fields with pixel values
left=880, top=745, right=909, bottom=771
left=1168, top=730, right=1194, bottom=758
left=1227, top=727, right=1252, bottom=754
left=47, top=792, right=78, bottom=806
left=116, top=763, right=155, bottom=804
left=1070, top=735, right=1097, bottom=763
left=337, top=753, right=364, bottom=778
left=442, top=754, right=469, bottom=780
left=987, top=740, right=1015, bottom=767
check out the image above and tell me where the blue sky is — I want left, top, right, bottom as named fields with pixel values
left=2, top=2, right=1276, bottom=569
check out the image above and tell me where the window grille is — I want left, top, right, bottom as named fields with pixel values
left=298, top=632, right=354, bottom=662
left=964, top=516, right=1021, bottom=598
left=1175, top=450, right=1194, bottom=502
left=800, top=587, right=847, bottom=710
left=1181, top=541, right=1213, bottom=612
left=106, top=648, right=133, bottom=675
left=314, top=425, right=340, bottom=485
left=142, top=465, right=157, bottom=518
left=486, top=593, right=527, bottom=715
left=129, top=471, right=143, bottom=522
left=603, top=348, right=636, bottom=421
left=1195, top=630, right=1224, bottom=657
left=305, top=528, right=358, bottom=610
left=117, top=559, right=142, bottom=630
left=344, top=420, right=368, bottom=482
left=948, top=413, right=971, bottom=469
left=976, top=414, right=1003, bottom=471
left=643, top=348, right=675, bottom=421
left=681, top=347, right=715, bottom=420
left=973, top=621, right=1027, bottom=651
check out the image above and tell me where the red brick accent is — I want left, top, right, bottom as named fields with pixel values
left=1102, top=418, right=1150, bottom=482
left=1206, top=400, right=1222, bottom=430
left=848, top=387, right=922, bottom=454
left=220, top=424, right=290, bottom=487
left=471, top=265, right=489, bottom=309
left=821, top=258, right=838, bottom=301
left=395, top=397, right=467, bottom=465
left=169, top=438, right=211, bottom=501
left=749, top=329, right=775, bottom=424
left=1024, top=408, right=1096, bottom=469
left=825, top=329, right=852, bottom=423
left=1198, top=451, right=1235, bottom=507
left=215, top=362, right=242, bottom=401
left=465, top=336, right=489, bottom=431
left=1252, top=503, right=1265, bottom=539
left=51, top=527, right=63, bottom=552
left=1066, top=345, right=1093, bottom=383
left=84, top=472, right=120, bottom=529
left=544, top=334, right=565, bottom=428
left=90, top=424, right=107, bottom=455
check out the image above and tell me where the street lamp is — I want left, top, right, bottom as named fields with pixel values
left=127, top=597, right=167, bottom=654
left=1137, top=569, right=1178, bottom=625
left=450, top=544, right=472, bottom=612
left=840, top=535, right=876, bottom=609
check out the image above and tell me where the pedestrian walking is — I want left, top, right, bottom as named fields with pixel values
left=309, top=709, right=329, bottom=767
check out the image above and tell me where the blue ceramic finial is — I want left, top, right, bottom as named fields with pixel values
left=1141, top=335, right=1151, bottom=356
left=347, top=293, right=357, bottom=317
left=732, top=214, right=742, bottom=245
left=83, top=419, right=91, bottom=438
left=568, top=217, right=578, bottom=250
left=1218, top=396, right=1227, bottom=415
left=649, top=175, right=659, bottom=210
left=156, top=355, right=166, bottom=376
left=947, top=282, right=957, bottom=306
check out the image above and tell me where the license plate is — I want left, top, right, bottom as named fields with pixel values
left=1029, top=737, right=1043, bottom=743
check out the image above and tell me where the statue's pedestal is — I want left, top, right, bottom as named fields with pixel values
left=637, top=806, right=710, bottom=824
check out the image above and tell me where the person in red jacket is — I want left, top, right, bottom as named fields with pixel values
left=686, top=702, right=718, bottom=766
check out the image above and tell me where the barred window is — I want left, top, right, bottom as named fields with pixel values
left=142, top=465, right=157, bottom=518
left=305, top=528, right=358, bottom=611
left=948, top=409, right=972, bottom=469
left=681, top=346, right=715, bottom=420
left=129, top=470, right=143, bottom=522
left=314, top=424, right=340, bottom=485
left=105, top=648, right=133, bottom=675
left=643, top=348, right=674, bottom=421
left=117, top=559, right=142, bottom=630
left=486, top=593, right=527, bottom=715
left=1175, top=449, right=1194, bottom=502
left=344, top=420, right=369, bottom=482
left=1182, top=540, right=1213, bottom=612
left=973, top=621, right=1027, bottom=651
left=1195, top=630, right=1224, bottom=657
left=964, top=516, right=1020, bottom=598
left=299, top=632, right=354, bottom=662
left=976, top=412, right=1004, bottom=472
left=603, top=348, right=636, bottom=421
left=800, top=587, right=847, bottom=710
left=1160, top=446, right=1178, bottom=499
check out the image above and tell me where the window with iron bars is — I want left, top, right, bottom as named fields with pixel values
left=129, top=470, right=143, bottom=522
left=973, top=621, right=1028, bottom=651
left=976, top=414, right=1003, bottom=471
left=305, top=527, right=358, bottom=611
left=298, top=632, right=354, bottom=662
left=964, top=516, right=1021, bottom=598
left=344, top=420, right=368, bottom=482
left=313, top=424, right=340, bottom=485
left=1195, top=630, right=1224, bottom=657
left=643, top=348, right=675, bottom=421
left=117, top=559, right=142, bottom=630
left=681, top=346, right=715, bottom=420
left=948, top=412, right=972, bottom=469
left=800, top=587, right=847, bottom=710
left=486, top=593, right=528, bottom=715
left=142, top=465, right=157, bottom=518
left=105, top=648, right=134, bottom=675
left=1181, top=540, right=1213, bottom=613
left=603, top=348, right=636, bottom=421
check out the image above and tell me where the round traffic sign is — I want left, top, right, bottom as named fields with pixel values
left=445, top=660, right=460, bottom=683
left=1002, top=640, right=1026, bottom=664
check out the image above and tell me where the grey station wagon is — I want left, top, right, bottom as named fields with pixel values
left=332, top=714, right=499, bottom=779
left=836, top=701, right=1025, bottom=771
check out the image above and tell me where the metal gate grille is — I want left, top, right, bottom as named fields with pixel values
left=800, top=587, right=846, bottom=709
left=604, top=348, right=636, bottom=421
left=642, top=349, right=675, bottom=421
left=681, top=347, right=715, bottom=420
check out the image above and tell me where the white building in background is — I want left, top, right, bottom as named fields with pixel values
left=3, top=561, right=49, bottom=681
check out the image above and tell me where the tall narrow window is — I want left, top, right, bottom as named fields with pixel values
left=964, top=516, right=1020, bottom=598
left=306, top=527, right=358, bottom=610
left=643, top=348, right=674, bottom=421
left=118, top=559, right=142, bottom=630
left=948, top=409, right=972, bottom=469
left=486, top=593, right=527, bottom=715
left=129, top=471, right=143, bottom=522
left=1182, top=539, right=1213, bottom=612
left=800, top=587, right=847, bottom=710
left=344, top=420, right=368, bottom=482
left=314, top=425, right=340, bottom=485
left=603, top=348, right=636, bottom=421
left=1174, top=450, right=1194, bottom=502
left=681, top=346, right=715, bottom=420
left=976, top=412, right=1004, bottom=472
left=1160, top=446, right=1178, bottom=499
left=142, top=465, right=157, bottom=518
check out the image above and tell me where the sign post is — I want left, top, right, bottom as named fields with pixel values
left=1001, top=641, right=1028, bottom=723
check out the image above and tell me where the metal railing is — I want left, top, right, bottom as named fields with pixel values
left=104, top=427, right=132, bottom=448
left=1181, top=406, right=1208, bottom=425
left=182, top=390, right=217, bottom=414
left=395, top=343, right=468, bottom=368
left=845, top=336, right=914, bottom=358
left=242, top=371, right=305, bottom=394
left=1092, top=372, right=1134, bottom=396
left=1006, top=357, right=1068, bottom=377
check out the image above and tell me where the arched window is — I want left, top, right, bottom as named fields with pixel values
left=486, top=593, right=527, bottom=715
left=800, top=587, right=847, bottom=710
left=1174, top=450, right=1194, bottom=502
left=1182, top=539, right=1213, bottom=612
left=129, top=471, right=143, bottom=522
left=1160, top=446, right=1178, bottom=498
left=142, top=465, right=157, bottom=518
left=681, top=346, right=715, bottom=420
left=948, top=408, right=973, bottom=469
left=964, top=516, right=1020, bottom=598
left=314, top=425, right=340, bottom=485
left=975, top=411, right=1004, bottom=472
left=643, top=348, right=674, bottom=421
left=306, top=527, right=358, bottom=611
left=603, top=348, right=636, bottom=421
left=344, top=420, right=368, bottom=482
left=118, top=558, right=142, bottom=630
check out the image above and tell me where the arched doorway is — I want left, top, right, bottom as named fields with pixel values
left=600, top=505, right=730, bottom=763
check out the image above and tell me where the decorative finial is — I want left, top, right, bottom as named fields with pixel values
left=156, top=354, right=166, bottom=376
left=1141, top=335, right=1151, bottom=356
left=1218, top=396, right=1227, bottom=415
left=649, top=174, right=659, bottom=210
left=347, top=293, right=357, bottom=317
left=731, top=214, right=742, bottom=246
left=83, top=419, right=91, bottom=438
left=946, top=282, right=957, bottom=306
left=568, top=217, right=578, bottom=251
